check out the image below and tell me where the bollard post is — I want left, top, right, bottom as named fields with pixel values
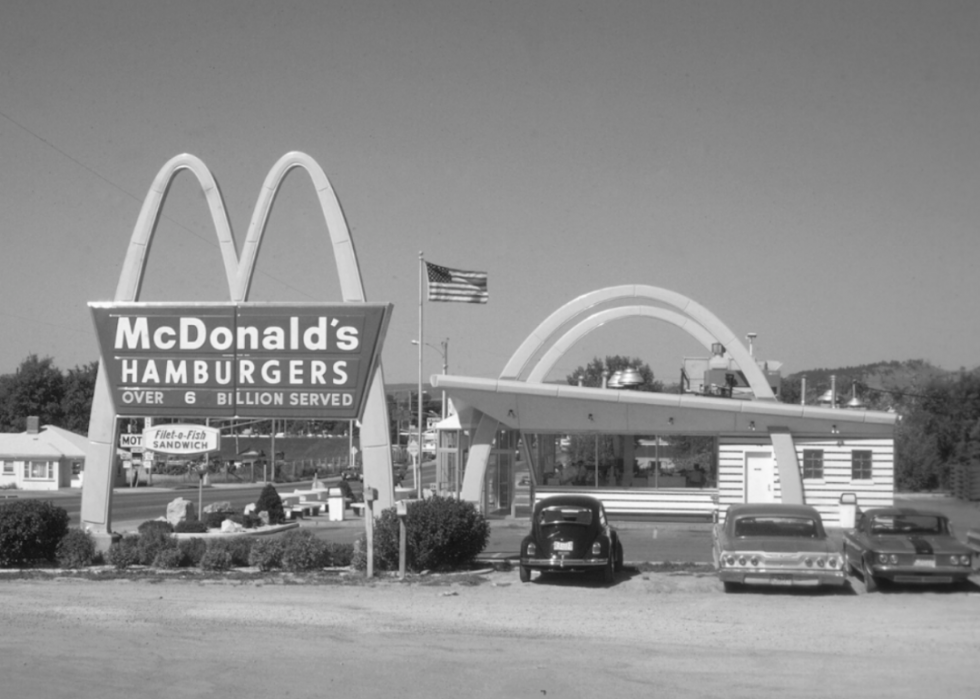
left=397, top=499, right=408, bottom=579
left=363, top=487, right=377, bottom=578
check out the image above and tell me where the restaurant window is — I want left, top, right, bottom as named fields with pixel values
left=802, top=449, right=823, bottom=480
left=851, top=450, right=873, bottom=480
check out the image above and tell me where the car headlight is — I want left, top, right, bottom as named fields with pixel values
left=816, top=557, right=826, bottom=568
left=804, top=557, right=813, bottom=567
left=952, top=554, right=970, bottom=566
left=829, top=556, right=840, bottom=568
left=738, top=556, right=747, bottom=566
left=726, top=555, right=736, bottom=566
left=526, top=542, right=536, bottom=557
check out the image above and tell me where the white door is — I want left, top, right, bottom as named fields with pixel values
left=745, top=452, right=774, bottom=503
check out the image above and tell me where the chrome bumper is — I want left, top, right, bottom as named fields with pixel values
left=521, top=556, right=608, bottom=569
left=719, top=569, right=846, bottom=586
left=872, top=564, right=971, bottom=583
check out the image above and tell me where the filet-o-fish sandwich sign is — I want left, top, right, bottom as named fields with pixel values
left=91, top=302, right=392, bottom=419
left=144, top=424, right=220, bottom=455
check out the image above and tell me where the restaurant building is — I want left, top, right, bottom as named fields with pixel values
left=431, top=285, right=897, bottom=526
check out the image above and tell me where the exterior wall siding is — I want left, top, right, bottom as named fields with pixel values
left=718, top=436, right=894, bottom=525
left=534, top=486, right=717, bottom=519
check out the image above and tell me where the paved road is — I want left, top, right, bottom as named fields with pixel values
left=4, top=568, right=979, bottom=699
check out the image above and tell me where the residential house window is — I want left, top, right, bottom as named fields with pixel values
left=802, top=449, right=824, bottom=479
left=1, top=460, right=13, bottom=476
left=851, top=450, right=873, bottom=480
left=25, top=461, right=54, bottom=480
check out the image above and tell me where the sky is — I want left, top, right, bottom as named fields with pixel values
left=1, top=0, right=978, bottom=389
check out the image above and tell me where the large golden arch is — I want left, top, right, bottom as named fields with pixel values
left=82, top=152, right=394, bottom=534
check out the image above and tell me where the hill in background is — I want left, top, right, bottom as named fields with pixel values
left=781, top=359, right=968, bottom=408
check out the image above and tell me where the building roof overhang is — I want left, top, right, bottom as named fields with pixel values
left=430, top=375, right=897, bottom=438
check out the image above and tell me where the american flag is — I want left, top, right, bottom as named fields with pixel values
left=425, top=262, right=488, bottom=303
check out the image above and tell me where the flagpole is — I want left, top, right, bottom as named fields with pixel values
left=417, top=251, right=424, bottom=498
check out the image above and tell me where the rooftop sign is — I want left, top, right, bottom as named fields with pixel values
left=91, top=302, right=392, bottom=419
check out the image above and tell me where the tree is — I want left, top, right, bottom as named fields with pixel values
left=564, top=355, right=661, bottom=392
left=61, top=361, right=99, bottom=433
left=0, top=355, right=65, bottom=432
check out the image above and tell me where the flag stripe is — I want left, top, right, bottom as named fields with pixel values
left=426, top=262, right=488, bottom=304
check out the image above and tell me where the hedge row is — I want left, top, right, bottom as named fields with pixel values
left=2, top=489, right=490, bottom=574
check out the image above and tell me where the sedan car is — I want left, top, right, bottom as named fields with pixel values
left=519, top=495, right=623, bottom=584
left=713, top=503, right=846, bottom=592
left=842, top=507, right=975, bottom=592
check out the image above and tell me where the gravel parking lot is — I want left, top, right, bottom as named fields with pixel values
left=2, top=566, right=978, bottom=699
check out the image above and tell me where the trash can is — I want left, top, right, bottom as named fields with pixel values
left=838, top=492, right=857, bottom=529
left=328, top=487, right=345, bottom=521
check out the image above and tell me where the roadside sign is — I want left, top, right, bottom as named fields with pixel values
left=90, top=302, right=392, bottom=419
left=143, top=424, right=221, bottom=455
left=406, top=440, right=419, bottom=458
left=120, top=433, right=143, bottom=449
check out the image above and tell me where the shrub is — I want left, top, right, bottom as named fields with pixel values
left=178, top=537, right=207, bottom=567
left=203, top=511, right=235, bottom=529
left=137, top=527, right=177, bottom=565
left=351, top=536, right=367, bottom=571
left=325, top=542, right=354, bottom=567
left=243, top=513, right=265, bottom=529
left=199, top=548, right=233, bottom=571
left=0, top=499, right=71, bottom=567
left=206, top=537, right=254, bottom=567
left=174, top=520, right=209, bottom=534
left=153, top=548, right=183, bottom=569
left=57, top=528, right=97, bottom=569
left=137, top=519, right=173, bottom=536
left=280, top=529, right=329, bottom=572
left=254, top=484, right=285, bottom=525
left=364, top=496, right=490, bottom=573
left=248, top=537, right=284, bottom=571
left=106, top=534, right=141, bottom=569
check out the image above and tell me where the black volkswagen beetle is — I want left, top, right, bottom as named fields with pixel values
left=519, top=495, right=623, bottom=583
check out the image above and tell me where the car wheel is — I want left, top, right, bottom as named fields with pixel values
left=614, top=539, right=624, bottom=573
left=519, top=565, right=531, bottom=583
left=603, top=555, right=615, bottom=584
left=862, top=559, right=879, bottom=593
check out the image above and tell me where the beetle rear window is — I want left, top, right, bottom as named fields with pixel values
left=539, top=506, right=593, bottom=526
left=733, top=516, right=819, bottom=538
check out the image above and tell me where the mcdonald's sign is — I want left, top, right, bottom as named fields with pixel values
left=91, top=301, right=391, bottom=419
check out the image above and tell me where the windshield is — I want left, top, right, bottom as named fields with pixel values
left=733, top=515, right=820, bottom=539
left=539, top=506, right=593, bottom=526
left=870, top=514, right=944, bottom=535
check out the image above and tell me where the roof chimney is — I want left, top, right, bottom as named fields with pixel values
left=27, top=416, right=40, bottom=434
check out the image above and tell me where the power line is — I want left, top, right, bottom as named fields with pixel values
left=0, top=108, right=317, bottom=300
